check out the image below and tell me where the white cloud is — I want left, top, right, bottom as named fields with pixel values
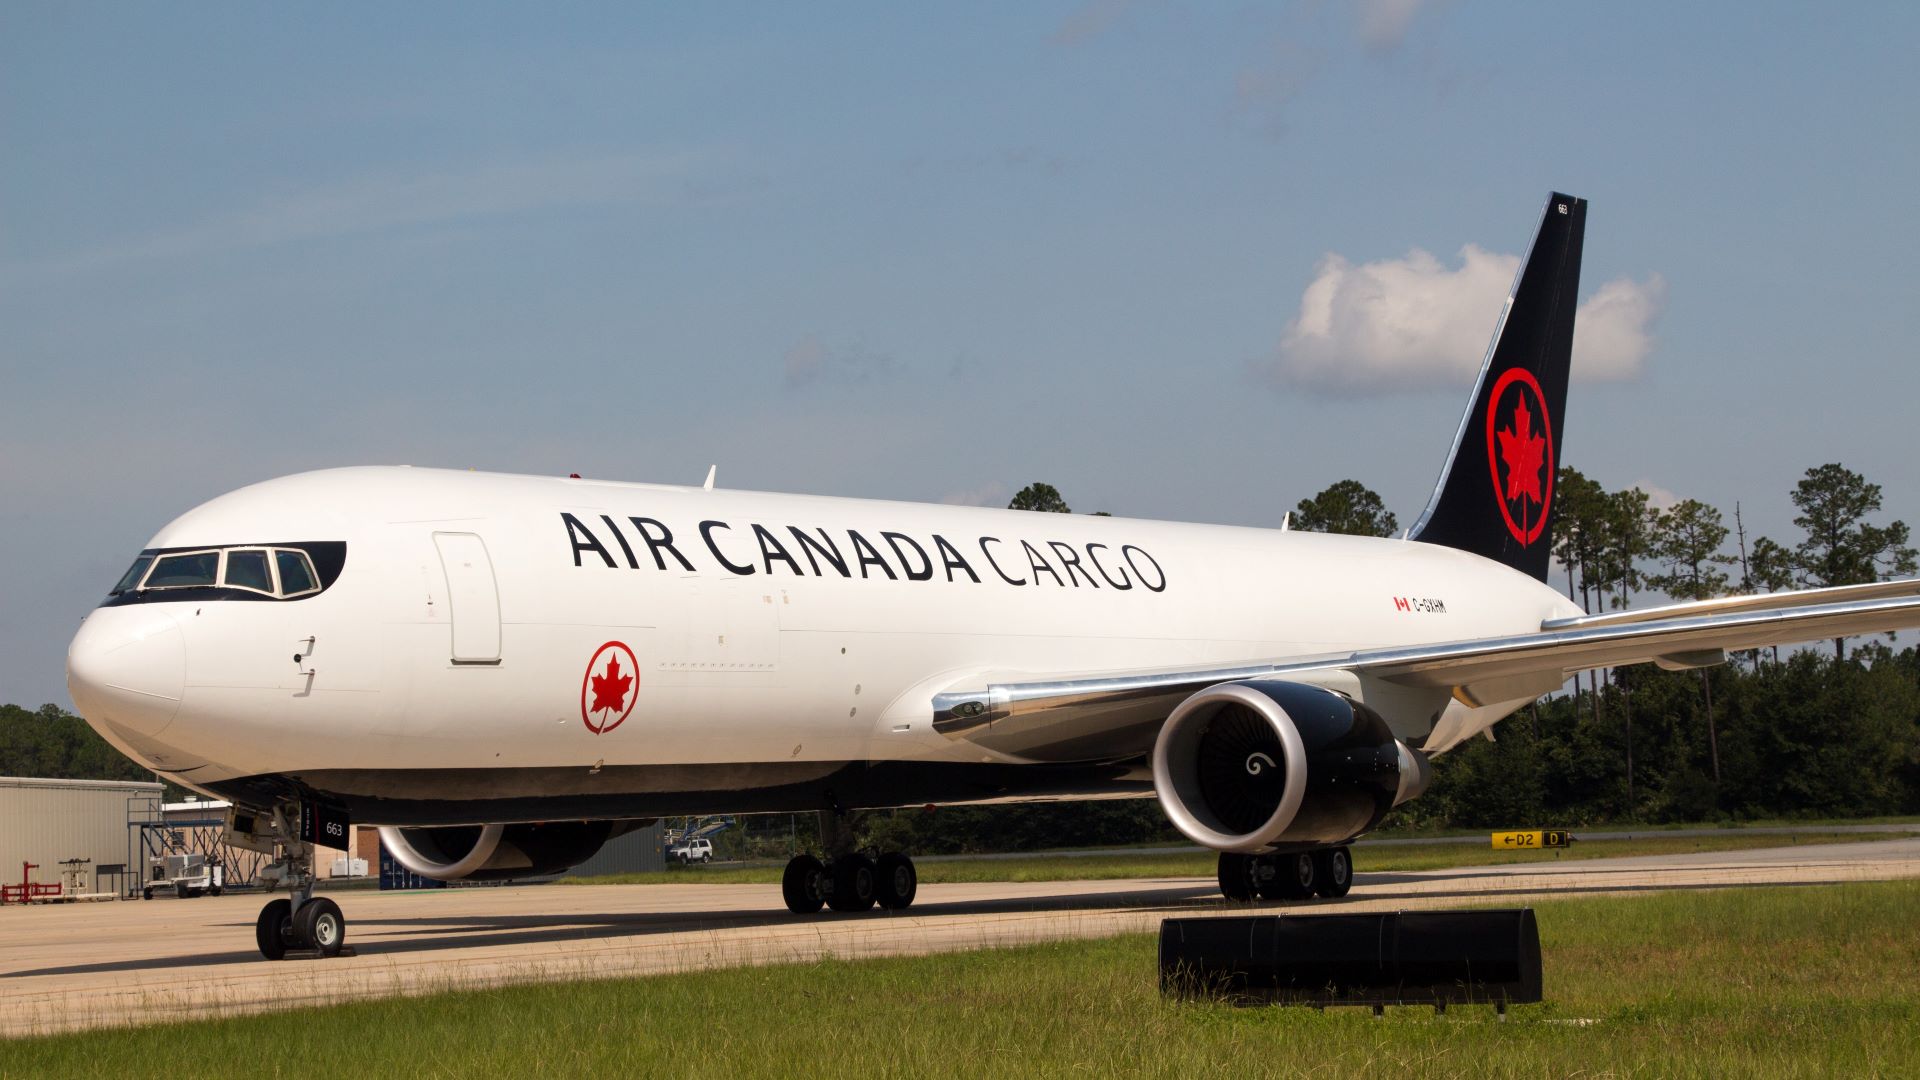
left=1571, top=274, right=1667, bottom=380
left=1355, top=0, right=1427, bottom=53
left=1634, top=481, right=1683, bottom=511
left=782, top=334, right=898, bottom=390
left=783, top=335, right=831, bottom=387
left=1232, top=40, right=1322, bottom=139
left=1051, top=0, right=1135, bottom=46
left=23, top=149, right=708, bottom=278
left=1260, top=244, right=1665, bottom=395
left=940, top=481, right=1010, bottom=507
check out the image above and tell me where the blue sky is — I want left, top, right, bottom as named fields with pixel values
left=4, top=2, right=1918, bottom=708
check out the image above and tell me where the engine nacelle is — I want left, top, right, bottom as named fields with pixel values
left=378, top=820, right=645, bottom=882
left=1151, top=680, right=1427, bottom=853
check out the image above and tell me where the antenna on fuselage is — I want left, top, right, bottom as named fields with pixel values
left=1280, top=513, right=1291, bottom=532
left=702, top=465, right=717, bottom=491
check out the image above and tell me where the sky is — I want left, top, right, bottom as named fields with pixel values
left=4, top=2, right=1918, bottom=708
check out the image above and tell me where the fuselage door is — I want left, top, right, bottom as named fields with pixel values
left=433, top=532, right=502, bottom=664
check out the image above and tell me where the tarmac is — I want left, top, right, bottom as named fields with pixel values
left=4, top=837, right=1917, bottom=1037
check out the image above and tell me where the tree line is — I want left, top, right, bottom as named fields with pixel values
left=1467, top=461, right=1915, bottom=823
left=0, top=702, right=164, bottom=785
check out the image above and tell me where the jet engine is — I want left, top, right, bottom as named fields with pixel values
left=378, top=820, right=648, bottom=882
left=1151, top=680, right=1430, bottom=853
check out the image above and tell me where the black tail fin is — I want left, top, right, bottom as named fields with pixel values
left=1408, top=192, right=1586, bottom=582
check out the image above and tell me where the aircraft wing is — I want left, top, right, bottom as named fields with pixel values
left=1361, top=591, right=1920, bottom=701
left=1535, top=578, right=1920, bottom=632
left=930, top=584, right=1920, bottom=763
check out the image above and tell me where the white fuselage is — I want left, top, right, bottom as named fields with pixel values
left=67, top=466, right=1579, bottom=824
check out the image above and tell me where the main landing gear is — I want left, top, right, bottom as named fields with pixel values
left=231, top=803, right=351, bottom=960
left=781, top=851, right=919, bottom=914
left=1217, top=846, right=1353, bottom=903
left=780, top=811, right=918, bottom=915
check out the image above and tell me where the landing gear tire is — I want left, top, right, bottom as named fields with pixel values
left=827, top=853, right=877, bottom=913
left=1313, top=847, right=1353, bottom=899
left=297, top=897, right=347, bottom=957
left=1217, top=853, right=1259, bottom=902
left=782, top=854, right=828, bottom=914
left=256, top=898, right=293, bottom=961
left=1257, top=852, right=1318, bottom=901
left=874, top=852, right=917, bottom=910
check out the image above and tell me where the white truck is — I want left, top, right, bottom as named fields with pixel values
left=668, top=838, right=713, bottom=865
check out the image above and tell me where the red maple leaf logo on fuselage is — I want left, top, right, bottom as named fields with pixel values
left=581, top=641, right=639, bottom=735
left=590, top=655, right=632, bottom=717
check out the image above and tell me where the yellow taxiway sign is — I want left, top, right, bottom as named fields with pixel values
left=1491, top=830, right=1574, bottom=850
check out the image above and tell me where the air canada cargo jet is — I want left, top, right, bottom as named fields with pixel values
left=68, top=194, right=1920, bottom=959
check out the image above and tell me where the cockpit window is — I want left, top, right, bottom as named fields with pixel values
left=111, top=555, right=154, bottom=595
left=146, top=551, right=220, bottom=589
left=275, top=549, right=319, bottom=596
left=224, top=549, right=273, bottom=593
left=103, top=540, right=343, bottom=605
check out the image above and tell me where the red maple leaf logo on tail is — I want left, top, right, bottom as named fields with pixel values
left=590, top=655, right=632, bottom=717
left=1483, top=369, right=1554, bottom=547
left=1496, top=396, right=1546, bottom=505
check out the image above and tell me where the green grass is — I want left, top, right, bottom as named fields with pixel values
left=1345, top=829, right=1902, bottom=874
left=6, top=881, right=1917, bottom=1077
left=1364, top=813, right=1920, bottom=839
left=571, top=829, right=1905, bottom=886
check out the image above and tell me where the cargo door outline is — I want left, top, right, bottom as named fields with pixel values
left=433, top=532, right=502, bottom=665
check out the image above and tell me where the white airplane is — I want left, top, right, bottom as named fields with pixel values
left=67, top=194, right=1920, bottom=960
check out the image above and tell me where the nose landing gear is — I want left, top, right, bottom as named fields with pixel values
left=230, top=803, right=352, bottom=960
left=297, top=897, right=347, bottom=955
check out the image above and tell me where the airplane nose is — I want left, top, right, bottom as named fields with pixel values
left=67, top=608, right=186, bottom=737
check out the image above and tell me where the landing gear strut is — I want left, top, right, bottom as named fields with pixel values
left=234, top=803, right=350, bottom=960
left=780, top=810, right=917, bottom=915
left=1217, top=846, right=1353, bottom=904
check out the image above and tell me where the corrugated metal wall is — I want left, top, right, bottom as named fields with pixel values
left=0, top=777, right=163, bottom=891
left=565, top=820, right=666, bottom=878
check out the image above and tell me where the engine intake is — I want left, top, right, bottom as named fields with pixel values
left=379, top=820, right=645, bottom=882
left=1152, top=680, right=1423, bottom=853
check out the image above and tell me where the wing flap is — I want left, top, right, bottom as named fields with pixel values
left=1371, top=594, right=1920, bottom=692
left=1540, top=579, right=1920, bottom=632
